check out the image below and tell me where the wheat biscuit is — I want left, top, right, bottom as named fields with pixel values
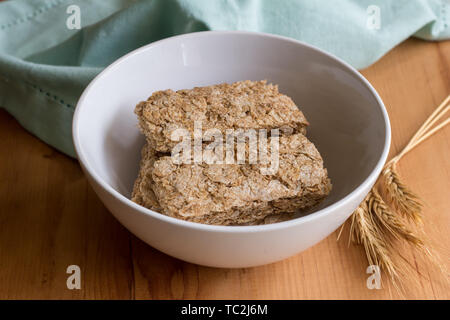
left=132, top=133, right=331, bottom=225
left=131, top=143, right=161, bottom=212
left=135, top=80, right=309, bottom=153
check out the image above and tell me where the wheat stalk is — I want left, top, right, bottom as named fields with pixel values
left=382, top=163, right=423, bottom=224
left=368, top=189, right=423, bottom=247
left=350, top=197, right=399, bottom=279
left=344, top=94, right=450, bottom=287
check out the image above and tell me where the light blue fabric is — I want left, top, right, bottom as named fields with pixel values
left=0, top=0, right=449, bottom=157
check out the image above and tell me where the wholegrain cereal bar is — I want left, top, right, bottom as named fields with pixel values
left=131, top=80, right=331, bottom=225
left=132, top=134, right=331, bottom=225
left=135, top=80, right=308, bottom=153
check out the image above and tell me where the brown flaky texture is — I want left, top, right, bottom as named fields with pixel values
left=132, top=134, right=331, bottom=226
left=135, top=80, right=309, bottom=153
left=131, top=143, right=161, bottom=212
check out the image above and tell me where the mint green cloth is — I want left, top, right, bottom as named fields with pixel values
left=0, top=0, right=449, bottom=157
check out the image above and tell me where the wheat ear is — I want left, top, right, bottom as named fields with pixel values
left=382, top=163, right=423, bottom=224
left=345, top=94, right=449, bottom=285
left=368, top=189, right=424, bottom=247
left=350, top=197, right=399, bottom=279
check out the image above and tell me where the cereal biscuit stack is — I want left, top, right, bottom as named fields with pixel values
left=132, top=80, right=331, bottom=225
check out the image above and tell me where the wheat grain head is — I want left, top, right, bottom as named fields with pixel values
left=382, top=163, right=423, bottom=224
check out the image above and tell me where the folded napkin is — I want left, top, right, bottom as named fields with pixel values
left=0, top=0, right=449, bottom=157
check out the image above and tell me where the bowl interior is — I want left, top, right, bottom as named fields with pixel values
left=74, top=32, right=388, bottom=218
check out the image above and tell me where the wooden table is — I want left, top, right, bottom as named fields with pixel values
left=0, top=38, right=449, bottom=300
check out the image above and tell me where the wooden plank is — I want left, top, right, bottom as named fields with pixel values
left=0, top=38, right=448, bottom=299
left=0, top=114, right=134, bottom=299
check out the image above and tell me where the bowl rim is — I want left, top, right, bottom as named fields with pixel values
left=73, top=30, right=391, bottom=233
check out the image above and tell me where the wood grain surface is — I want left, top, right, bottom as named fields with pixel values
left=0, top=38, right=449, bottom=299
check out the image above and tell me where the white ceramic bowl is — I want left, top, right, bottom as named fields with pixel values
left=73, top=31, right=390, bottom=268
